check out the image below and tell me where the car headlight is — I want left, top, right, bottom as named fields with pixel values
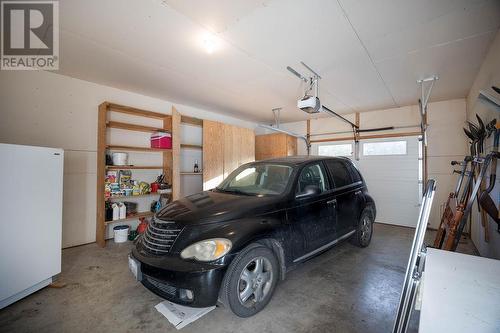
left=180, top=238, right=232, bottom=262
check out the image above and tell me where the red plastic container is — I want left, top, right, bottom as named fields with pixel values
left=150, top=182, right=159, bottom=193
left=137, top=217, right=148, bottom=234
left=150, top=132, right=172, bottom=149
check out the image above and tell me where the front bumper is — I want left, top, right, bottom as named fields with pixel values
left=131, top=244, right=229, bottom=307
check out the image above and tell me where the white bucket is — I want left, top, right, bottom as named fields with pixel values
left=113, top=225, right=129, bottom=243
left=112, top=152, right=128, bottom=166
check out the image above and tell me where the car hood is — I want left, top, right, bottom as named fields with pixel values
left=155, top=190, right=283, bottom=225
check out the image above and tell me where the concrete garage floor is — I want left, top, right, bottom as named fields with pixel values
left=0, top=224, right=477, bottom=333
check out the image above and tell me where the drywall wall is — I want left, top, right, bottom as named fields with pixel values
left=0, top=71, right=257, bottom=248
left=258, top=99, right=468, bottom=229
left=466, top=30, right=500, bottom=259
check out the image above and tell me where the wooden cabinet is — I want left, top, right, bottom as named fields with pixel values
left=203, top=121, right=255, bottom=190
left=234, top=125, right=255, bottom=169
left=202, top=121, right=224, bottom=190
left=255, top=133, right=297, bottom=160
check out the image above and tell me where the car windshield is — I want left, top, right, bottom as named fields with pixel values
left=216, top=164, right=293, bottom=196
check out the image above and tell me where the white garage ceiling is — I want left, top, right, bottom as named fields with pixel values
left=57, top=0, right=500, bottom=122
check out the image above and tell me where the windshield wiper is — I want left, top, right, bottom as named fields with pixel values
left=216, top=188, right=253, bottom=196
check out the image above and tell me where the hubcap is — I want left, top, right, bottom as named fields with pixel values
left=360, top=215, right=372, bottom=243
left=238, top=257, right=273, bottom=307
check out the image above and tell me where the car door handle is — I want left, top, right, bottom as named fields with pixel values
left=327, top=199, right=337, bottom=206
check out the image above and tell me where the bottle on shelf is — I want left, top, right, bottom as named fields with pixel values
left=112, top=203, right=119, bottom=221
left=119, top=203, right=126, bottom=219
left=132, top=180, right=140, bottom=196
left=194, top=160, right=199, bottom=173
left=105, top=202, right=113, bottom=221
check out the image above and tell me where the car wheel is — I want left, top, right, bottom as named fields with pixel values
left=220, top=243, right=279, bottom=317
left=351, top=208, right=374, bottom=247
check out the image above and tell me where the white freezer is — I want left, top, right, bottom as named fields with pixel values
left=0, top=144, right=64, bottom=309
left=419, top=248, right=500, bottom=332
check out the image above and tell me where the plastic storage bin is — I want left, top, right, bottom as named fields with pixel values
left=151, top=132, right=172, bottom=149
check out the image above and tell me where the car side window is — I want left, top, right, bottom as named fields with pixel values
left=347, top=163, right=362, bottom=183
left=296, top=163, right=328, bottom=195
left=325, top=160, right=353, bottom=188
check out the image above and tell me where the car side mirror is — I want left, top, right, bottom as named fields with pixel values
left=295, top=185, right=321, bottom=199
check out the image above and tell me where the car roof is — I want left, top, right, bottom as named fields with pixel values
left=253, top=155, right=351, bottom=167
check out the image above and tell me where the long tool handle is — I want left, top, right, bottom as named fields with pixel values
left=482, top=206, right=490, bottom=242
left=486, top=128, right=499, bottom=193
left=484, top=129, right=500, bottom=243
left=444, top=209, right=464, bottom=250
left=478, top=158, right=490, bottom=241
left=433, top=194, right=453, bottom=248
left=453, top=152, right=499, bottom=250
left=453, top=157, right=471, bottom=198
left=494, top=127, right=500, bottom=220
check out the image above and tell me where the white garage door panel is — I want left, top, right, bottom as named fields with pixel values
left=364, top=180, right=418, bottom=203
left=373, top=202, right=419, bottom=226
left=360, top=161, right=417, bottom=180
left=356, top=137, right=420, bottom=227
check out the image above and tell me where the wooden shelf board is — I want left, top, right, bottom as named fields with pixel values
left=180, top=144, right=203, bottom=150
left=106, top=121, right=166, bottom=133
left=180, top=172, right=203, bottom=175
left=181, top=115, right=203, bottom=127
left=106, top=102, right=169, bottom=120
left=106, top=165, right=163, bottom=170
left=106, top=145, right=171, bottom=152
left=107, top=192, right=160, bottom=200
left=105, top=211, right=154, bottom=225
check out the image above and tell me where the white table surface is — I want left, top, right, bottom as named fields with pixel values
left=419, top=248, right=500, bottom=332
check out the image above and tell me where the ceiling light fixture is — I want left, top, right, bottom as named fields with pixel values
left=201, top=32, right=218, bottom=54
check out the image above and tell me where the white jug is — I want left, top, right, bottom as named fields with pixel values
left=119, top=203, right=126, bottom=219
left=112, top=203, right=120, bottom=221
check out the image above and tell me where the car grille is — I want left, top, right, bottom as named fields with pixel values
left=141, top=273, right=193, bottom=304
left=141, top=217, right=183, bottom=255
left=143, top=274, right=177, bottom=297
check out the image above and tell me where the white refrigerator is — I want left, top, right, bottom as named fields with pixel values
left=0, top=144, right=64, bottom=309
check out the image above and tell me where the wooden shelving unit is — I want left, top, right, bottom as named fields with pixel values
left=96, top=102, right=204, bottom=247
left=96, top=102, right=181, bottom=247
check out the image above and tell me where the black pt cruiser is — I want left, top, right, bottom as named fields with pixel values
left=130, top=156, right=376, bottom=317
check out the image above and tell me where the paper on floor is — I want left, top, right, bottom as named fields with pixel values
left=155, top=301, right=215, bottom=330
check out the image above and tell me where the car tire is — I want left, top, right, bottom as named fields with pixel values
left=219, top=243, right=279, bottom=317
left=351, top=207, right=374, bottom=247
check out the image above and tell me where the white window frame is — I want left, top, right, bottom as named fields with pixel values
left=317, top=143, right=353, bottom=157
left=362, top=140, right=407, bottom=156
left=418, top=136, right=424, bottom=202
